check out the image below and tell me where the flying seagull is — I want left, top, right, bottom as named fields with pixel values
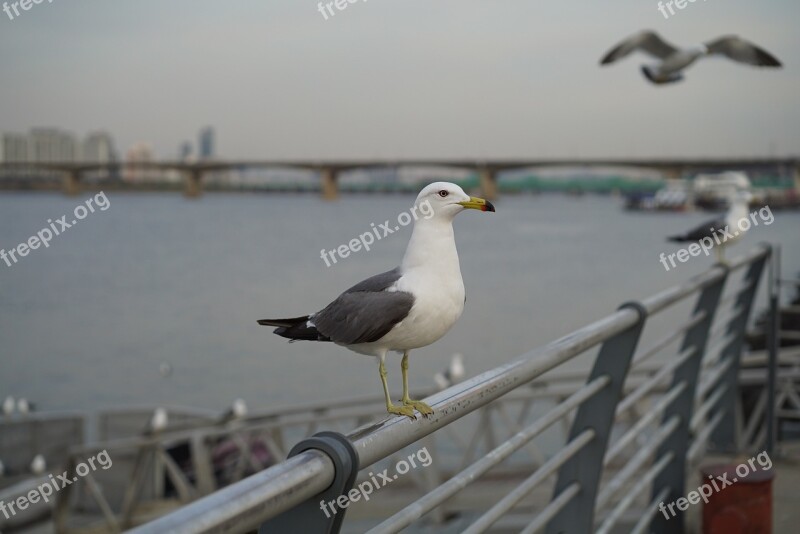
left=258, top=182, right=495, bottom=419
left=600, top=31, right=782, bottom=84
left=668, top=189, right=752, bottom=262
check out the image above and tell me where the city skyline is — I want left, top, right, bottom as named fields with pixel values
left=0, top=126, right=214, bottom=163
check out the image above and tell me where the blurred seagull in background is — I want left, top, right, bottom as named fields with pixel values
left=3, top=396, right=14, bottom=416
left=218, top=398, right=248, bottom=424
left=146, top=407, right=169, bottom=435
left=30, top=454, right=46, bottom=475
left=17, top=398, right=31, bottom=414
left=434, top=353, right=466, bottom=390
left=668, top=189, right=753, bottom=263
left=600, top=31, right=782, bottom=84
left=258, top=182, right=495, bottom=419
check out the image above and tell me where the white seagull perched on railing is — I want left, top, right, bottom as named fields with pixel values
left=258, top=182, right=495, bottom=419
left=600, top=30, right=782, bottom=84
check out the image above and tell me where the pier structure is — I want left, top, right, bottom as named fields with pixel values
left=3, top=245, right=799, bottom=533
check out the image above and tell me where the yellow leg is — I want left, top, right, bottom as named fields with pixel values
left=401, top=352, right=434, bottom=416
left=379, top=360, right=415, bottom=419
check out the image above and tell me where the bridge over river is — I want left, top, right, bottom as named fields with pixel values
left=1, top=157, right=798, bottom=199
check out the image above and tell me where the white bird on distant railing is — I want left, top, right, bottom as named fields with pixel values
left=3, top=396, right=14, bottom=416
left=600, top=30, right=782, bottom=85
left=30, top=454, right=46, bottom=475
left=146, top=407, right=169, bottom=435
left=219, top=398, right=249, bottom=424
left=434, top=353, right=466, bottom=390
left=17, top=398, right=31, bottom=414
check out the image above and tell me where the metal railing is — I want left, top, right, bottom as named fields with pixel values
left=122, top=244, right=775, bottom=534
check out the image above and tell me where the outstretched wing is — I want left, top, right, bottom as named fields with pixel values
left=705, top=36, right=782, bottom=67
left=601, top=30, right=679, bottom=65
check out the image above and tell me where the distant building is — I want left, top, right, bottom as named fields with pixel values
left=198, top=127, right=214, bottom=160
left=0, top=133, right=29, bottom=180
left=1, top=133, right=29, bottom=163
left=83, top=132, right=117, bottom=181
left=83, top=132, right=115, bottom=163
left=179, top=141, right=193, bottom=162
left=29, top=128, right=79, bottom=162
left=123, top=142, right=155, bottom=182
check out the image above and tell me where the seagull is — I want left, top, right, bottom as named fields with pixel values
left=2, top=396, right=14, bottom=416
left=600, top=31, right=782, bottom=84
left=668, top=189, right=753, bottom=262
left=258, top=182, right=495, bottom=419
left=218, top=398, right=248, bottom=424
left=30, top=454, right=46, bottom=475
left=17, top=398, right=31, bottom=414
left=434, top=353, right=466, bottom=390
left=145, top=407, right=169, bottom=435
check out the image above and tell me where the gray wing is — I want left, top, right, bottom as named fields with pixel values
left=312, top=268, right=415, bottom=345
left=668, top=217, right=724, bottom=243
left=601, top=30, right=679, bottom=65
left=705, top=36, right=782, bottom=67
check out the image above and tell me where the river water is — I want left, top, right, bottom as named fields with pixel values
left=1, top=191, right=798, bottom=413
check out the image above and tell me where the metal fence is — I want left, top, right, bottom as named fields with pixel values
left=116, top=244, right=776, bottom=534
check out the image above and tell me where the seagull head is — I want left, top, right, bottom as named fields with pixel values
left=415, top=182, right=495, bottom=222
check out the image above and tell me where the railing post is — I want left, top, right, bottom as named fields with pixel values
left=259, top=431, right=359, bottom=534
left=710, top=249, right=769, bottom=452
left=546, top=302, right=647, bottom=534
left=320, top=168, right=339, bottom=201
left=650, top=268, right=728, bottom=534
left=184, top=168, right=204, bottom=198
left=766, top=244, right=780, bottom=456
left=63, top=168, right=81, bottom=196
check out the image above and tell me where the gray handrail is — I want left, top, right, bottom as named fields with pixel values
left=127, top=244, right=771, bottom=534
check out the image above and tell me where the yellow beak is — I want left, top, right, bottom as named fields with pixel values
left=458, top=196, right=496, bottom=212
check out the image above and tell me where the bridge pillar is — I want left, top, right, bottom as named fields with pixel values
left=62, top=169, right=81, bottom=196
left=794, top=164, right=800, bottom=193
left=478, top=168, right=497, bottom=201
left=320, top=168, right=338, bottom=201
left=184, top=168, right=204, bottom=198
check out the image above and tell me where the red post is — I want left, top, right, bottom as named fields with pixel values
left=701, top=464, right=774, bottom=534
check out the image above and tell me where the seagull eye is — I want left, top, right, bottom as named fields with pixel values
left=438, top=190, right=449, bottom=198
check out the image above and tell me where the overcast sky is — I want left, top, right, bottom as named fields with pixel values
left=0, top=0, right=797, bottom=159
